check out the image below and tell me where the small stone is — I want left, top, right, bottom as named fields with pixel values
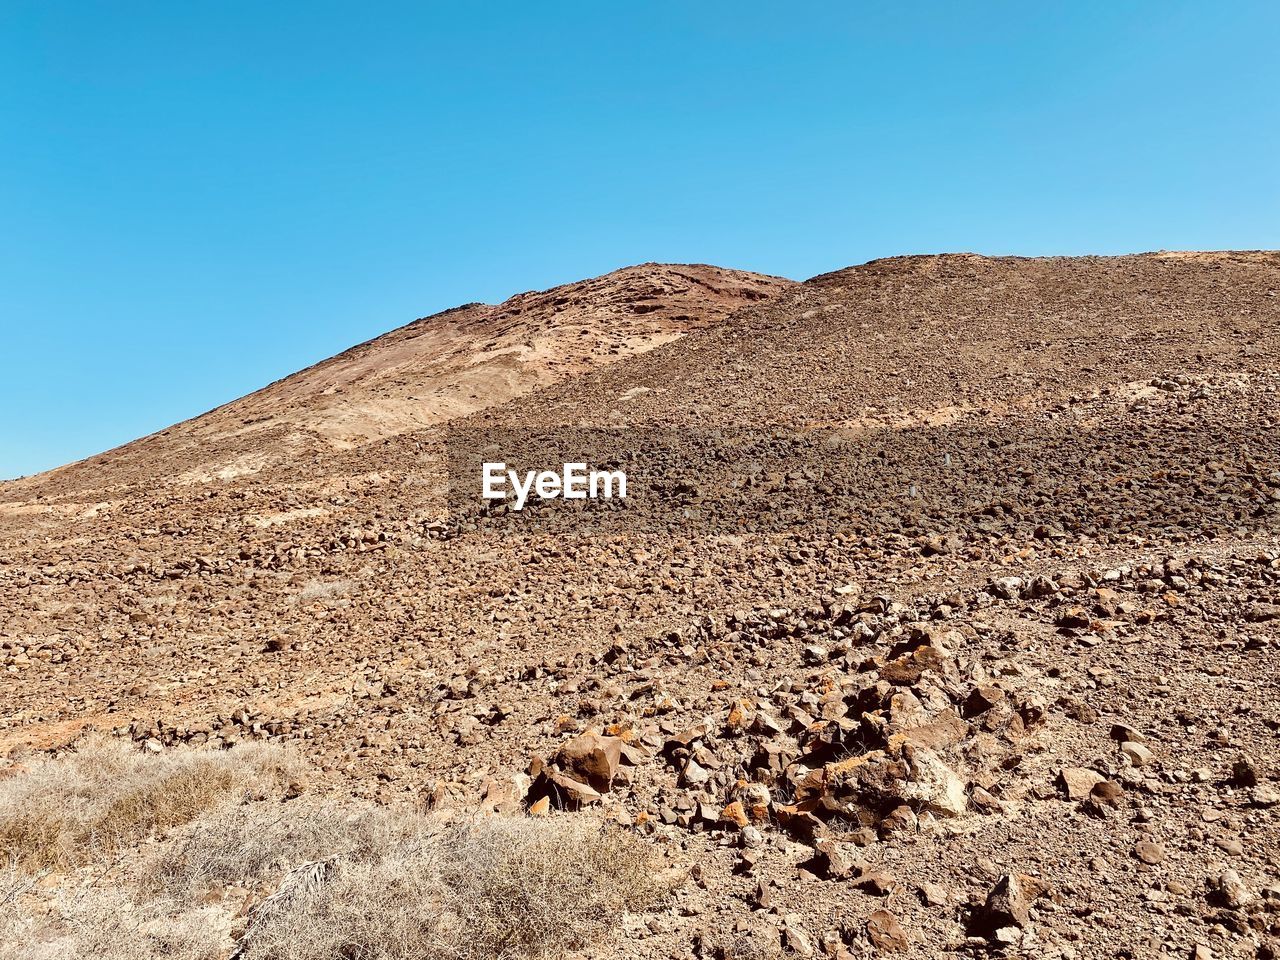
left=1133, top=839, right=1165, bottom=864
left=992, top=926, right=1022, bottom=946
left=981, top=874, right=1032, bottom=930
left=964, top=685, right=1005, bottom=716
left=1245, top=602, right=1280, bottom=622
left=902, top=746, right=967, bottom=815
left=1251, top=784, right=1280, bottom=807
left=539, top=769, right=603, bottom=809
left=1110, top=722, right=1146, bottom=743
left=1058, top=767, right=1105, bottom=800
left=819, top=931, right=848, bottom=959
left=975, top=857, right=1001, bottom=879
left=1121, top=742, right=1155, bottom=767
left=751, top=879, right=773, bottom=909
left=812, top=840, right=859, bottom=881
left=554, top=731, right=624, bottom=792
left=849, top=827, right=878, bottom=847
left=858, top=870, right=898, bottom=897
left=1215, top=836, right=1244, bottom=857
left=1056, top=606, right=1091, bottom=629
left=1215, top=869, right=1253, bottom=909
left=1090, top=779, right=1124, bottom=806
left=681, top=759, right=710, bottom=787
left=865, top=909, right=910, bottom=951
left=879, top=804, right=918, bottom=834
left=783, top=916, right=813, bottom=957
left=721, top=801, right=749, bottom=828
left=970, top=786, right=1002, bottom=814
left=919, top=882, right=950, bottom=906
left=1060, top=697, right=1100, bottom=723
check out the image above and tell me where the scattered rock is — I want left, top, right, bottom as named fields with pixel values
left=919, top=882, right=950, bottom=906
left=1110, top=722, right=1146, bottom=743
left=681, top=758, right=711, bottom=787
left=554, top=730, right=623, bottom=792
left=783, top=915, right=813, bottom=957
left=865, top=909, right=910, bottom=952
left=1058, top=767, right=1105, bottom=800
left=979, top=874, right=1032, bottom=931
left=1133, top=839, right=1166, bottom=865
left=1122, top=742, right=1156, bottom=768
left=1214, top=869, right=1253, bottom=909
left=1231, top=756, right=1260, bottom=787
left=1251, top=784, right=1280, bottom=807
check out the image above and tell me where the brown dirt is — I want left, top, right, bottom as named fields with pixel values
left=2, top=251, right=1278, bottom=959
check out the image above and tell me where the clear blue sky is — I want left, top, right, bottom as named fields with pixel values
left=2, top=2, right=1277, bottom=479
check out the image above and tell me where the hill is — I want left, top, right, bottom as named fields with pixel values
left=1, top=252, right=1278, bottom=958
left=6, top=263, right=790, bottom=492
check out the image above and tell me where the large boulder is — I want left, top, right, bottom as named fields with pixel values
left=554, top=731, right=624, bottom=792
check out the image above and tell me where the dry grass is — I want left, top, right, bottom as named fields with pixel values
left=0, top=740, right=672, bottom=960
left=0, top=886, right=232, bottom=960
left=251, top=816, right=665, bottom=960
left=0, top=736, right=300, bottom=870
left=144, top=802, right=408, bottom=900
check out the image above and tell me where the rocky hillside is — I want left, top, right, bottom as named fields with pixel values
left=1, top=252, right=1278, bottom=959
left=7, top=263, right=790, bottom=493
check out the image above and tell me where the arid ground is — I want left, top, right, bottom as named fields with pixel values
left=2, top=253, right=1278, bottom=959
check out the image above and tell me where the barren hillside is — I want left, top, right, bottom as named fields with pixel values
left=2, top=252, right=1278, bottom=959
left=6, top=263, right=790, bottom=493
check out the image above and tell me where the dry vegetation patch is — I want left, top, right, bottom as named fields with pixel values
left=235, top=814, right=668, bottom=960
left=0, top=739, right=672, bottom=960
left=0, top=737, right=299, bottom=870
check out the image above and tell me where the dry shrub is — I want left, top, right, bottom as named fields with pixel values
left=437, top=816, right=665, bottom=960
left=0, top=886, right=232, bottom=960
left=1, top=742, right=672, bottom=960
left=155, top=805, right=670, bottom=960
left=239, top=814, right=667, bottom=960
left=71, top=901, right=231, bottom=960
left=0, top=736, right=300, bottom=870
left=145, top=803, right=411, bottom=901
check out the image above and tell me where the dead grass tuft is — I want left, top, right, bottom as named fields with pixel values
left=144, top=802, right=408, bottom=901
left=0, top=741, right=672, bottom=959
left=0, top=736, right=299, bottom=870
left=238, top=813, right=668, bottom=960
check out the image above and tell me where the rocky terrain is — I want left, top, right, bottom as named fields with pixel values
left=9, top=262, right=790, bottom=488
left=2, top=251, right=1279, bottom=958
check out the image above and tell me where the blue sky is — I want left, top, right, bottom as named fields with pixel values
left=2, top=2, right=1277, bottom=479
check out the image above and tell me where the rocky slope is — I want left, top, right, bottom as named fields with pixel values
left=7, top=263, right=790, bottom=492
left=1, top=252, right=1278, bottom=959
